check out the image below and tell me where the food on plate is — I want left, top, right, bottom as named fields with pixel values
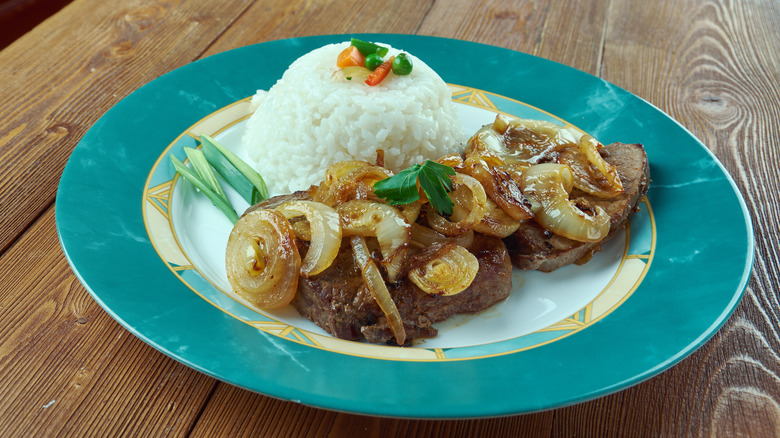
left=242, top=39, right=465, bottom=195
left=222, top=116, right=648, bottom=345
left=171, top=40, right=651, bottom=346
left=232, top=188, right=512, bottom=346
left=466, top=115, right=650, bottom=271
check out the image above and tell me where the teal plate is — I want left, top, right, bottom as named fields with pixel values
left=56, top=34, right=754, bottom=418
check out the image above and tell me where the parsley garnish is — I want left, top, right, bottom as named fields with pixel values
left=373, top=160, right=456, bottom=215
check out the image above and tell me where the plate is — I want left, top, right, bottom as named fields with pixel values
left=56, top=34, right=754, bottom=418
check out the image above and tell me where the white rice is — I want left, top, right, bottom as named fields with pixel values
left=242, top=42, right=466, bottom=194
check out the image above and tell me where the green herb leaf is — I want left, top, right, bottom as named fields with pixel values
left=417, top=161, right=455, bottom=215
left=350, top=38, right=390, bottom=57
left=373, top=160, right=456, bottom=215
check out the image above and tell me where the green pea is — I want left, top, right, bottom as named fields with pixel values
left=364, top=53, right=384, bottom=71
left=391, top=53, right=413, bottom=75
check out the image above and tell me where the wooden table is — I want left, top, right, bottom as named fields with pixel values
left=1, top=0, right=777, bottom=435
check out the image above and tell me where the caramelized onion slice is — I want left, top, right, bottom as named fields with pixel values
left=426, top=173, right=487, bottom=236
left=579, top=134, right=623, bottom=193
left=558, top=148, right=620, bottom=198
left=410, top=223, right=474, bottom=248
left=274, top=200, right=342, bottom=277
left=473, top=197, right=522, bottom=238
left=461, top=159, right=533, bottom=221
left=319, top=166, right=393, bottom=206
left=350, top=236, right=406, bottom=345
left=408, top=242, right=479, bottom=296
left=436, top=153, right=465, bottom=168
left=311, top=160, right=371, bottom=203
left=336, top=200, right=410, bottom=282
left=398, top=200, right=423, bottom=225
left=448, top=182, right=520, bottom=238
left=225, top=210, right=301, bottom=309
left=521, top=163, right=610, bottom=242
left=467, top=114, right=579, bottom=166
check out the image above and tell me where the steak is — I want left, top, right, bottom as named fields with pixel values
left=294, top=233, right=513, bottom=345
left=503, top=142, right=650, bottom=271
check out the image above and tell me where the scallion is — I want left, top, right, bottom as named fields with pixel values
left=170, top=154, right=239, bottom=223
left=200, top=134, right=269, bottom=203
left=184, top=147, right=228, bottom=199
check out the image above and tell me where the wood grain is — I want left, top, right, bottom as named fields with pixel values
left=0, top=207, right=217, bottom=437
left=419, top=0, right=608, bottom=75
left=0, top=0, right=253, bottom=254
left=201, top=0, right=433, bottom=58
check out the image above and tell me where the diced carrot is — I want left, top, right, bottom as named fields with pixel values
left=365, top=56, right=395, bottom=86
left=337, top=46, right=365, bottom=68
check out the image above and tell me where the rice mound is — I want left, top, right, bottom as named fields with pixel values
left=242, top=42, right=466, bottom=194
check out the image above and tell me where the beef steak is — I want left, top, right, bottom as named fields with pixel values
left=503, top=142, right=650, bottom=271
left=294, top=233, right=513, bottom=345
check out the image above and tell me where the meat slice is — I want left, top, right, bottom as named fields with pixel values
left=294, top=233, right=513, bottom=345
left=503, top=142, right=650, bottom=272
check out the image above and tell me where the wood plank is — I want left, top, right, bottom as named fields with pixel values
left=191, top=382, right=556, bottom=437
left=418, top=0, right=608, bottom=74
left=0, top=0, right=253, bottom=255
left=0, top=207, right=218, bottom=437
left=201, top=0, right=432, bottom=58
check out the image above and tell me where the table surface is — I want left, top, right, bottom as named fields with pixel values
left=1, top=0, right=777, bottom=436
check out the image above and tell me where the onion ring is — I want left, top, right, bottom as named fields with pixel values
left=579, top=134, right=624, bottom=193
left=225, top=209, right=301, bottom=309
left=274, top=200, right=342, bottom=277
left=426, top=173, right=487, bottom=236
left=521, top=163, right=610, bottom=242
left=410, top=223, right=474, bottom=248
left=408, top=242, right=479, bottom=296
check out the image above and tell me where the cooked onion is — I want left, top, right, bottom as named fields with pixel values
left=460, top=157, right=533, bottom=221
left=521, top=163, right=610, bottom=242
left=398, top=200, right=423, bottom=224
left=579, top=134, right=623, bottom=193
left=446, top=181, right=519, bottom=238
left=274, top=200, right=342, bottom=277
left=426, top=173, right=487, bottom=236
left=467, top=114, right=578, bottom=166
left=336, top=200, right=410, bottom=282
left=350, top=235, right=406, bottom=345
left=324, top=160, right=372, bottom=185
left=311, top=160, right=371, bottom=203
left=410, top=223, right=474, bottom=248
left=473, top=197, right=522, bottom=238
left=287, top=216, right=312, bottom=241
left=225, top=209, right=301, bottom=309
left=437, top=153, right=465, bottom=168
left=408, top=242, right=479, bottom=296
left=558, top=148, right=612, bottom=198
left=318, top=165, right=393, bottom=206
